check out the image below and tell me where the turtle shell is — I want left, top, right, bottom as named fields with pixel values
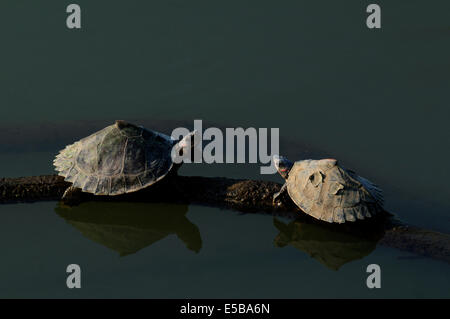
left=286, top=159, right=383, bottom=223
left=53, top=121, right=174, bottom=196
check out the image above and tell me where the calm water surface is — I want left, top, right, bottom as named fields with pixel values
left=0, top=201, right=449, bottom=298
left=0, top=0, right=449, bottom=297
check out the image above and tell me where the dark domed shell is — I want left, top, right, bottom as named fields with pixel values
left=53, top=121, right=174, bottom=195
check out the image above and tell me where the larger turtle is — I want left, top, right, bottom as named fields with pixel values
left=273, top=155, right=384, bottom=223
left=54, top=120, right=196, bottom=202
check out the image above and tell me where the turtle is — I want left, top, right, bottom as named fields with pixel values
left=272, top=155, right=384, bottom=223
left=54, top=120, right=197, bottom=203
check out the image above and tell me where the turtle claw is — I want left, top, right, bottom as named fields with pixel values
left=272, top=193, right=282, bottom=206
left=62, top=186, right=84, bottom=206
left=273, top=183, right=287, bottom=206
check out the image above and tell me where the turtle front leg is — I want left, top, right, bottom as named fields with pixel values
left=62, top=186, right=84, bottom=206
left=273, top=183, right=287, bottom=206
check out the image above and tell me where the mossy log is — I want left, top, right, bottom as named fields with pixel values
left=1, top=174, right=449, bottom=264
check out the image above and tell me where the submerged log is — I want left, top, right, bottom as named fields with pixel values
left=0, top=174, right=449, bottom=263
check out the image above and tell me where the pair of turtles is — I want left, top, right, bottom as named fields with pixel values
left=54, top=121, right=384, bottom=224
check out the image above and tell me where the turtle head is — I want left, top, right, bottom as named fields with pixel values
left=273, top=155, right=294, bottom=180
left=177, top=130, right=199, bottom=149
left=175, top=130, right=201, bottom=158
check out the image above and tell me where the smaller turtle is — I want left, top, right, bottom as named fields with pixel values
left=273, top=155, right=384, bottom=223
left=54, top=120, right=198, bottom=204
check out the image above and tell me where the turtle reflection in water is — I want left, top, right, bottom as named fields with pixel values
left=55, top=202, right=202, bottom=256
left=273, top=217, right=383, bottom=270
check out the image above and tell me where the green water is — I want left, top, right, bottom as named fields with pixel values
left=0, top=0, right=449, bottom=297
left=0, top=202, right=448, bottom=298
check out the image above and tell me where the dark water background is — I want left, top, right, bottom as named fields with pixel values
left=0, top=1, right=449, bottom=298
